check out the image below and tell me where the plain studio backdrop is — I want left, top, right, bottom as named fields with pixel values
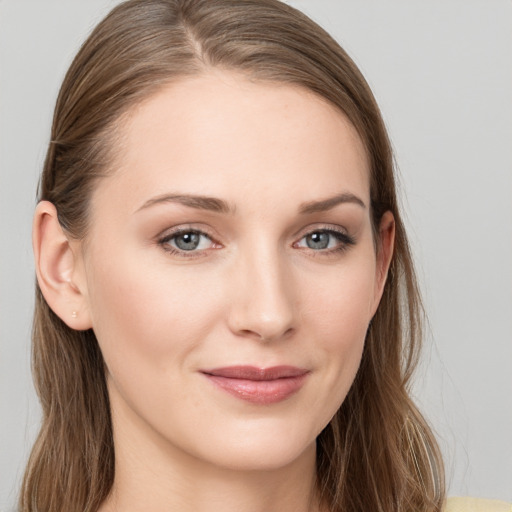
left=1, top=0, right=511, bottom=509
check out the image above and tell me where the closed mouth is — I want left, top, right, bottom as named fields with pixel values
left=201, top=365, right=310, bottom=404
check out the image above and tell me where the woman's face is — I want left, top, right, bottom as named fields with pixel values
left=75, top=71, right=392, bottom=472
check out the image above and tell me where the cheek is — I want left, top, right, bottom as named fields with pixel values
left=84, top=247, right=223, bottom=377
left=300, top=255, right=376, bottom=405
left=304, top=258, right=376, bottom=344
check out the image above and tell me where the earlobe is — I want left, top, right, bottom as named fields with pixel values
left=371, top=211, right=395, bottom=316
left=33, top=201, right=92, bottom=330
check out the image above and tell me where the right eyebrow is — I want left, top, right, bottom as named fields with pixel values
left=135, top=193, right=235, bottom=215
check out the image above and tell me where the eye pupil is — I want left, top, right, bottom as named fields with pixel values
left=306, top=231, right=330, bottom=249
left=175, top=232, right=200, bottom=250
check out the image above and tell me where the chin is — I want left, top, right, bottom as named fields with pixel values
left=181, top=417, right=320, bottom=473
left=205, top=439, right=316, bottom=473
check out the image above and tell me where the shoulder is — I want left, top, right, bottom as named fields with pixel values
left=446, top=497, right=512, bottom=512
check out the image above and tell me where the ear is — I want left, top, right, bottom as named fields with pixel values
left=33, top=201, right=92, bottom=330
left=370, top=210, right=395, bottom=316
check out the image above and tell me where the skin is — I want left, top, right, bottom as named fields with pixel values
left=33, top=71, right=394, bottom=512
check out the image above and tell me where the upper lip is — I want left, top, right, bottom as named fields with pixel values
left=201, top=365, right=309, bottom=381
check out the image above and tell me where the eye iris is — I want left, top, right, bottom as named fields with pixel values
left=175, top=232, right=200, bottom=250
left=306, top=231, right=330, bottom=249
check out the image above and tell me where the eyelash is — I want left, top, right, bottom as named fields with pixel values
left=157, top=226, right=355, bottom=258
left=157, top=227, right=218, bottom=258
left=294, top=228, right=356, bottom=256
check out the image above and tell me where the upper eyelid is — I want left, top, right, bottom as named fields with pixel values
left=293, top=223, right=350, bottom=239
left=295, top=228, right=354, bottom=244
left=160, top=230, right=212, bottom=243
left=157, top=224, right=218, bottom=241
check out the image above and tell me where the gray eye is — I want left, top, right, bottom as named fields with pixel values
left=305, top=232, right=330, bottom=249
left=174, top=232, right=201, bottom=251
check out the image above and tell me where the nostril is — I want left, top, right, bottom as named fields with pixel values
left=281, top=327, right=295, bottom=339
left=238, top=326, right=295, bottom=343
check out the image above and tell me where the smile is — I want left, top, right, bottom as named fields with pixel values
left=201, top=366, right=310, bottom=405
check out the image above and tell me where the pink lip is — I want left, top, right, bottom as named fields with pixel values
left=201, top=366, right=309, bottom=405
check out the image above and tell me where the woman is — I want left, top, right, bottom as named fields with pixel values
left=19, top=1, right=508, bottom=511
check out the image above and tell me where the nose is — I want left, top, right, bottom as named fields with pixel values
left=227, top=245, right=296, bottom=342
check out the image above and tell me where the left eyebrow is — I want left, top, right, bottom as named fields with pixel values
left=298, top=192, right=366, bottom=214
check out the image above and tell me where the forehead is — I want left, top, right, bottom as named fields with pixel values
left=94, top=71, right=370, bottom=213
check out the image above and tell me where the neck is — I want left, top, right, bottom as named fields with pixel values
left=99, top=393, right=322, bottom=512
left=106, top=455, right=319, bottom=512
left=101, top=440, right=320, bottom=512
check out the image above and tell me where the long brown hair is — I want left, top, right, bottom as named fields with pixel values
left=21, top=1, right=445, bottom=511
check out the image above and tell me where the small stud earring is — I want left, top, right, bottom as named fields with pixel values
left=71, top=311, right=77, bottom=318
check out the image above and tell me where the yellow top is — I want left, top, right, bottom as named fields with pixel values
left=446, top=497, right=512, bottom=512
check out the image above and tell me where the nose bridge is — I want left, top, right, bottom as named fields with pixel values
left=228, top=236, right=296, bottom=341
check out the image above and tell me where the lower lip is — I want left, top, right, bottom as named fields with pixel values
left=203, top=374, right=309, bottom=405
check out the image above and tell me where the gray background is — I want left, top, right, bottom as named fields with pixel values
left=1, top=0, right=511, bottom=509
